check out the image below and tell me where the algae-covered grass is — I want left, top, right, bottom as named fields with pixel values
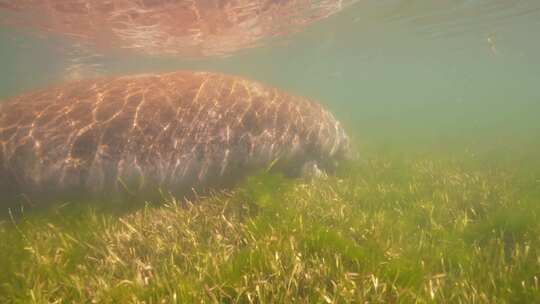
left=1, top=142, right=540, bottom=303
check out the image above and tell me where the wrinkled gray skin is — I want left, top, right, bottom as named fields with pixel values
left=0, top=71, right=352, bottom=202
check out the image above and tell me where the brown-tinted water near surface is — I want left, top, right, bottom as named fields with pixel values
left=0, top=71, right=350, bottom=204
left=0, top=0, right=356, bottom=57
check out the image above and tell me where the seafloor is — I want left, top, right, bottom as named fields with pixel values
left=1, top=135, right=539, bottom=303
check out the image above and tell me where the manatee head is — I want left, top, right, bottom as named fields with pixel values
left=269, top=102, right=354, bottom=178
left=304, top=112, right=355, bottom=176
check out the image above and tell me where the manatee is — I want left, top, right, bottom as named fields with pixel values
left=0, top=71, right=351, bottom=202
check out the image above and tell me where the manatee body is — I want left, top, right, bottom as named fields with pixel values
left=0, top=71, right=350, bottom=199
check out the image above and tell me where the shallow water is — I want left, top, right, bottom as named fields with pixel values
left=1, top=2, right=540, bottom=302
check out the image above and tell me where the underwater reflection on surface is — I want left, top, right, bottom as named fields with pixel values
left=0, top=0, right=357, bottom=58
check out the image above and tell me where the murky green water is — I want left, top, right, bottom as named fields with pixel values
left=1, top=2, right=540, bottom=301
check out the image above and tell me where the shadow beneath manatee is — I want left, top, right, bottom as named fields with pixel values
left=0, top=150, right=352, bottom=225
left=0, top=166, right=291, bottom=222
left=0, top=181, right=224, bottom=223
